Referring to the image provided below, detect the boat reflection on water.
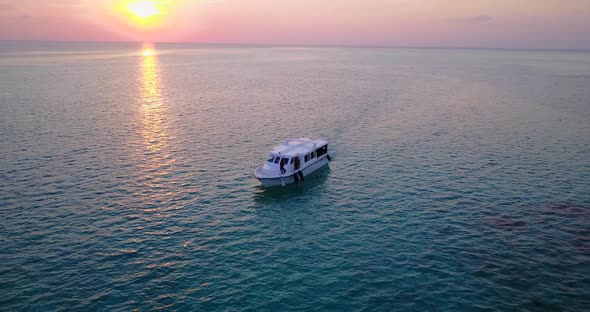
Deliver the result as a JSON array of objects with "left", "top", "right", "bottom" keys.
[{"left": 253, "top": 166, "right": 331, "bottom": 204}]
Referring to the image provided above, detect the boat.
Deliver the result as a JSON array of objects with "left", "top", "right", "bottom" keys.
[{"left": 254, "top": 138, "right": 332, "bottom": 187}]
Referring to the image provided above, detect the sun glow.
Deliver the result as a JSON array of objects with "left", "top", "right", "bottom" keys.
[
  {"left": 114, "top": 0, "right": 170, "bottom": 29},
  {"left": 127, "top": 1, "right": 160, "bottom": 18}
]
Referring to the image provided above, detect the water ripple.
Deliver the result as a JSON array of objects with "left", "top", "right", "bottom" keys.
[{"left": 1, "top": 44, "right": 590, "bottom": 311}]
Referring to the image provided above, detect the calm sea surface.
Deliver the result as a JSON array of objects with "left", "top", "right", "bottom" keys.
[{"left": 1, "top": 42, "right": 589, "bottom": 311}]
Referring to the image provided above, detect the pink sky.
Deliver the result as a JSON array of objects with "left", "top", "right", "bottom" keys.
[{"left": 0, "top": 0, "right": 589, "bottom": 49}]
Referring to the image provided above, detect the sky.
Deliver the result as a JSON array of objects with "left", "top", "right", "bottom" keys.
[{"left": 0, "top": 0, "right": 589, "bottom": 50}]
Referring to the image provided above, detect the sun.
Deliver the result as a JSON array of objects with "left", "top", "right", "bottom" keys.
[
  {"left": 127, "top": 1, "right": 161, "bottom": 19},
  {"left": 111, "top": 0, "right": 172, "bottom": 32}
]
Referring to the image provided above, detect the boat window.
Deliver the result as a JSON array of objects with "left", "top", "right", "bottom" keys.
[
  {"left": 304, "top": 154, "right": 310, "bottom": 162},
  {"left": 289, "top": 158, "right": 294, "bottom": 164},
  {"left": 274, "top": 157, "right": 281, "bottom": 164},
  {"left": 267, "top": 156, "right": 275, "bottom": 162},
  {"left": 311, "top": 152, "right": 316, "bottom": 159},
  {"left": 316, "top": 145, "right": 328, "bottom": 157}
]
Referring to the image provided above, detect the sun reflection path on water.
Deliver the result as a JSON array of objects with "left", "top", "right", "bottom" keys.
[
  {"left": 136, "top": 44, "right": 179, "bottom": 209},
  {"left": 142, "top": 48, "right": 155, "bottom": 57}
]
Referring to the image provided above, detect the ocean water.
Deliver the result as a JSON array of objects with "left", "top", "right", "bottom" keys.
[{"left": 1, "top": 41, "right": 589, "bottom": 311}]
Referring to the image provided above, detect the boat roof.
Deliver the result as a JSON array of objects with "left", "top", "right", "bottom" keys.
[{"left": 269, "top": 138, "right": 328, "bottom": 157}]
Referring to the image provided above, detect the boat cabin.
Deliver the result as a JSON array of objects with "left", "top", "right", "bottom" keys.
[
  {"left": 263, "top": 138, "right": 328, "bottom": 174},
  {"left": 254, "top": 137, "right": 332, "bottom": 187}
]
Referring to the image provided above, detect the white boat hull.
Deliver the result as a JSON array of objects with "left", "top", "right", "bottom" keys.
[{"left": 256, "top": 154, "right": 331, "bottom": 187}]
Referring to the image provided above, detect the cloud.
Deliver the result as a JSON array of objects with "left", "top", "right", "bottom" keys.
[
  {"left": 451, "top": 14, "right": 493, "bottom": 23},
  {"left": 0, "top": 3, "right": 15, "bottom": 11},
  {"left": 17, "top": 15, "right": 53, "bottom": 24}
]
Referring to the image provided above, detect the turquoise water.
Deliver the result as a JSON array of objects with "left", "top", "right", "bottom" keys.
[{"left": 1, "top": 42, "right": 589, "bottom": 311}]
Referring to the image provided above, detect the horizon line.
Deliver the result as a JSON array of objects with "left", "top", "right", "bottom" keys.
[{"left": 1, "top": 39, "right": 589, "bottom": 53}]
